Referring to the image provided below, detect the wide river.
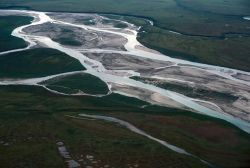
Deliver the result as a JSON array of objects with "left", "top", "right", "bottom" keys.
[{"left": 0, "top": 9, "right": 250, "bottom": 135}]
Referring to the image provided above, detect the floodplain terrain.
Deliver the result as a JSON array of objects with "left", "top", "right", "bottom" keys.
[
  {"left": 0, "top": 1, "right": 250, "bottom": 168},
  {"left": 0, "top": 86, "right": 250, "bottom": 168},
  {"left": 1, "top": 0, "right": 250, "bottom": 70},
  {"left": 0, "top": 16, "right": 32, "bottom": 52}
]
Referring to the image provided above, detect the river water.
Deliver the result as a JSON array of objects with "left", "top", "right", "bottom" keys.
[{"left": 0, "top": 10, "right": 249, "bottom": 135}]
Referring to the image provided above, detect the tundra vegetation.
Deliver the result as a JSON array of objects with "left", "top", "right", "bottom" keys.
[{"left": 0, "top": 1, "right": 250, "bottom": 168}]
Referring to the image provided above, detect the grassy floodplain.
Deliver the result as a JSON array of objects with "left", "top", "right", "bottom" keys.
[
  {"left": 0, "top": 16, "right": 32, "bottom": 52},
  {"left": 176, "top": 0, "right": 250, "bottom": 15},
  {"left": 0, "top": 48, "right": 85, "bottom": 78},
  {"left": 1, "top": 0, "right": 249, "bottom": 36},
  {"left": 138, "top": 25, "right": 250, "bottom": 71},
  {"left": 40, "top": 73, "right": 109, "bottom": 95},
  {"left": 0, "top": 85, "right": 250, "bottom": 168}
]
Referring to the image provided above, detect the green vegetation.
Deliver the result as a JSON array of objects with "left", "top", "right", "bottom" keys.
[
  {"left": 1, "top": 0, "right": 249, "bottom": 36},
  {"left": 106, "top": 112, "right": 250, "bottom": 168},
  {"left": 0, "top": 86, "right": 206, "bottom": 168},
  {"left": 40, "top": 73, "right": 109, "bottom": 95},
  {"left": 0, "top": 48, "right": 85, "bottom": 78},
  {"left": 177, "top": 0, "right": 250, "bottom": 15},
  {"left": 138, "top": 26, "right": 250, "bottom": 71},
  {"left": 0, "top": 85, "right": 249, "bottom": 167},
  {"left": 0, "top": 16, "right": 32, "bottom": 52}
]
